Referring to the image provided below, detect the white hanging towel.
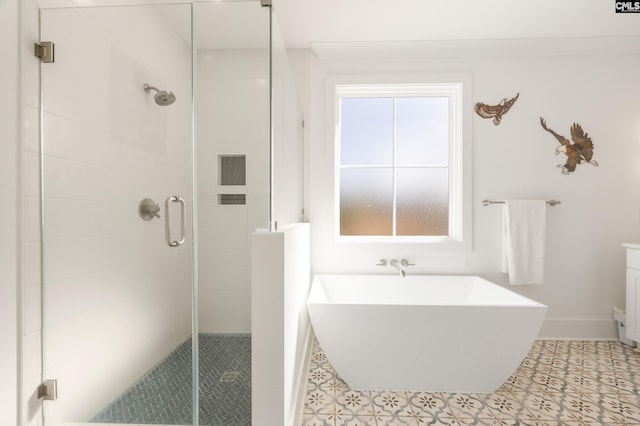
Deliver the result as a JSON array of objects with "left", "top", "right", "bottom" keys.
[{"left": 501, "top": 200, "right": 546, "bottom": 285}]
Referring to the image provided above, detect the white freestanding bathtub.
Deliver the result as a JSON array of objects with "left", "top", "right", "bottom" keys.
[{"left": 307, "top": 274, "right": 547, "bottom": 393}]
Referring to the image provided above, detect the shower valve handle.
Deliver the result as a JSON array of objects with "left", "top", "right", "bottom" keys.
[{"left": 139, "top": 198, "right": 161, "bottom": 221}]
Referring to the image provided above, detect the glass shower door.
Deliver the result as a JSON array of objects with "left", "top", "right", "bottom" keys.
[{"left": 40, "top": 4, "right": 196, "bottom": 424}]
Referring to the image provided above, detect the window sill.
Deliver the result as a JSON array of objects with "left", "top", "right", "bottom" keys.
[{"left": 335, "top": 235, "right": 471, "bottom": 252}]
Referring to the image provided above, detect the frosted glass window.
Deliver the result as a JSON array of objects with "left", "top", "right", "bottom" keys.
[
  {"left": 340, "top": 168, "right": 393, "bottom": 236},
  {"left": 340, "top": 98, "right": 393, "bottom": 165},
  {"left": 337, "top": 87, "right": 459, "bottom": 238},
  {"left": 396, "top": 97, "right": 449, "bottom": 165},
  {"left": 396, "top": 168, "right": 449, "bottom": 236}
]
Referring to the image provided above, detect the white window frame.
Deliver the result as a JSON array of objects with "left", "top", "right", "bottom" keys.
[{"left": 330, "top": 75, "right": 472, "bottom": 251}]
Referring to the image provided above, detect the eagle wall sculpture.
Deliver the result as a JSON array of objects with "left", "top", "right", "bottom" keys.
[
  {"left": 474, "top": 93, "right": 519, "bottom": 125},
  {"left": 540, "top": 117, "right": 599, "bottom": 174}
]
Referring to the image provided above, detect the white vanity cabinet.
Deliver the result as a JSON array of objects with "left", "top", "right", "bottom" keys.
[{"left": 624, "top": 243, "right": 640, "bottom": 342}]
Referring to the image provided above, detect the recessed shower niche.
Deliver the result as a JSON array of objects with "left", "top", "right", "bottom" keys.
[
  {"left": 220, "top": 155, "right": 246, "bottom": 186},
  {"left": 218, "top": 154, "right": 247, "bottom": 205}
]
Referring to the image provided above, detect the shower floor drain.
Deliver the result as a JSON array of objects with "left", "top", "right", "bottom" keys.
[{"left": 220, "top": 371, "right": 239, "bottom": 383}]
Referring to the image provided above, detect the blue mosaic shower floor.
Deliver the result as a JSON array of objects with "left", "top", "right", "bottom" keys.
[{"left": 91, "top": 333, "right": 251, "bottom": 425}]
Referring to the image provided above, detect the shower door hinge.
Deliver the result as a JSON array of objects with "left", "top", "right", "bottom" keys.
[
  {"left": 37, "top": 379, "right": 58, "bottom": 401},
  {"left": 260, "top": 0, "right": 271, "bottom": 7},
  {"left": 34, "top": 41, "right": 55, "bottom": 63}
]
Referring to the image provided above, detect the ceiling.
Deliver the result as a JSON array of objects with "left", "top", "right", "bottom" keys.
[
  {"left": 271, "top": 0, "right": 640, "bottom": 48},
  {"left": 35, "top": 0, "right": 640, "bottom": 51}
]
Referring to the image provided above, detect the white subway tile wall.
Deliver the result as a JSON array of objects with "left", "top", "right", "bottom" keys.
[{"left": 196, "top": 48, "right": 269, "bottom": 334}]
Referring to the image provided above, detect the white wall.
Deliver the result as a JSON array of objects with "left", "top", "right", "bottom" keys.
[
  {"left": 299, "top": 39, "right": 640, "bottom": 339},
  {"left": 0, "top": 1, "right": 19, "bottom": 425},
  {"left": 22, "top": 4, "right": 194, "bottom": 423},
  {"left": 196, "top": 48, "right": 270, "bottom": 333}
]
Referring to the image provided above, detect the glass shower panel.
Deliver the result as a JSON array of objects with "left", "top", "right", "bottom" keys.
[
  {"left": 40, "top": 4, "right": 195, "bottom": 425},
  {"left": 271, "top": 9, "right": 305, "bottom": 226},
  {"left": 193, "top": 2, "right": 268, "bottom": 425},
  {"left": 193, "top": 1, "right": 268, "bottom": 328}
]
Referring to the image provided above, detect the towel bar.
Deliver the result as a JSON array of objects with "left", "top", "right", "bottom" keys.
[{"left": 482, "top": 199, "right": 561, "bottom": 206}]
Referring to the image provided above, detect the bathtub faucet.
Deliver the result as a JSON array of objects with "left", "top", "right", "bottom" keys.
[
  {"left": 390, "top": 259, "right": 405, "bottom": 277},
  {"left": 389, "top": 259, "right": 414, "bottom": 277}
]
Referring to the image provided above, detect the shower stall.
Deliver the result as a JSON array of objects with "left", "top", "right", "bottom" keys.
[{"left": 36, "top": 1, "right": 302, "bottom": 425}]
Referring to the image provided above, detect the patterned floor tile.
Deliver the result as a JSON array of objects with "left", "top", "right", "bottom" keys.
[
  {"left": 521, "top": 391, "right": 563, "bottom": 420},
  {"left": 375, "top": 415, "right": 418, "bottom": 425},
  {"left": 309, "top": 366, "right": 337, "bottom": 387},
  {"left": 601, "top": 393, "right": 640, "bottom": 423},
  {"left": 601, "top": 373, "right": 639, "bottom": 394},
  {"left": 407, "top": 392, "right": 448, "bottom": 415},
  {"left": 301, "top": 338, "right": 640, "bottom": 426},
  {"left": 336, "top": 390, "right": 375, "bottom": 416},
  {"left": 567, "top": 356, "right": 600, "bottom": 371},
  {"left": 302, "top": 413, "right": 335, "bottom": 426},
  {"left": 536, "top": 354, "right": 569, "bottom": 370},
  {"left": 433, "top": 406, "right": 475, "bottom": 425},
  {"left": 482, "top": 392, "right": 525, "bottom": 417},
  {"left": 445, "top": 393, "right": 487, "bottom": 418},
  {"left": 563, "top": 369, "right": 601, "bottom": 394},
  {"left": 371, "top": 391, "right": 414, "bottom": 417},
  {"left": 305, "top": 382, "right": 336, "bottom": 415},
  {"left": 335, "top": 374, "right": 351, "bottom": 392},
  {"left": 519, "top": 356, "right": 543, "bottom": 370},
  {"left": 560, "top": 392, "right": 602, "bottom": 423},
  {"left": 529, "top": 370, "right": 566, "bottom": 393},
  {"left": 476, "top": 415, "right": 519, "bottom": 425},
  {"left": 497, "top": 369, "right": 534, "bottom": 393},
  {"left": 334, "top": 414, "right": 377, "bottom": 426}
]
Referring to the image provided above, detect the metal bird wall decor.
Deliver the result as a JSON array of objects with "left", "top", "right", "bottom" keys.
[
  {"left": 540, "top": 117, "right": 599, "bottom": 175},
  {"left": 474, "top": 93, "right": 519, "bottom": 125}
]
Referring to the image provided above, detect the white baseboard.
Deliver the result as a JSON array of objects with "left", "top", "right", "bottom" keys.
[{"left": 538, "top": 318, "right": 618, "bottom": 340}]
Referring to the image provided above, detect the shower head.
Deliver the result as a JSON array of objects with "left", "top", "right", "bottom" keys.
[{"left": 143, "top": 83, "right": 176, "bottom": 106}]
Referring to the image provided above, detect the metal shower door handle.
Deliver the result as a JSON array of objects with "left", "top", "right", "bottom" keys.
[{"left": 164, "top": 196, "right": 186, "bottom": 247}]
